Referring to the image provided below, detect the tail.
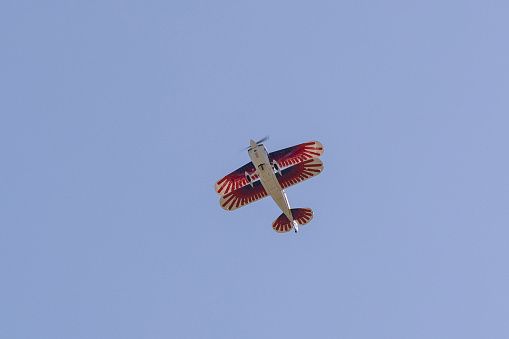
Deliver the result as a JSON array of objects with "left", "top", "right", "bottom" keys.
[{"left": 272, "top": 208, "right": 314, "bottom": 233}]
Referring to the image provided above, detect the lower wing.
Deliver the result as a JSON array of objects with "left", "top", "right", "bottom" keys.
[
  {"left": 278, "top": 158, "right": 324, "bottom": 189},
  {"left": 215, "top": 161, "right": 258, "bottom": 196},
  {"left": 219, "top": 180, "right": 268, "bottom": 211}
]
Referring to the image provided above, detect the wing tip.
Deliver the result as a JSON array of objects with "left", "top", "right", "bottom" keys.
[{"left": 309, "top": 140, "right": 324, "bottom": 156}]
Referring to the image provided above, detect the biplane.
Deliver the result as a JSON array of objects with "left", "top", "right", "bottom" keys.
[{"left": 214, "top": 138, "right": 324, "bottom": 233}]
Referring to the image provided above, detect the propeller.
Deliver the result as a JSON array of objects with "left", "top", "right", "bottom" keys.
[
  {"left": 243, "top": 136, "right": 269, "bottom": 151},
  {"left": 255, "top": 136, "right": 269, "bottom": 144}
]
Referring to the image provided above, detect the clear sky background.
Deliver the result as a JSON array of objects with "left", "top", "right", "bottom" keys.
[{"left": 2, "top": 1, "right": 508, "bottom": 338}]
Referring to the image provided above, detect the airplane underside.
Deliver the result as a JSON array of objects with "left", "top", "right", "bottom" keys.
[{"left": 215, "top": 139, "right": 324, "bottom": 233}]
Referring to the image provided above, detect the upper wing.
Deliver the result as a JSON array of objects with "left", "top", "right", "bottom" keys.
[
  {"left": 219, "top": 180, "right": 268, "bottom": 211},
  {"left": 269, "top": 141, "right": 324, "bottom": 169},
  {"left": 215, "top": 140, "right": 323, "bottom": 195},
  {"left": 278, "top": 158, "right": 324, "bottom": 189},
  {"left": 215, "top": 162, "right": 259, "bottom": 196}
]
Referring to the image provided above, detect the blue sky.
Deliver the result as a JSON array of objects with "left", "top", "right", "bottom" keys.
[{"left": 2, "top": 1, "right": 509, "bottom": 338}]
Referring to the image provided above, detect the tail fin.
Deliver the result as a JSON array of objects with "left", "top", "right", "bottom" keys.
[{"left": 272, "top": 208, "right": 314, "bottom": 233}]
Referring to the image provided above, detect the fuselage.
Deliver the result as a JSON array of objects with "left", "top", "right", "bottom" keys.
[{"left": 248, "top": 141, "right": 293, "bottom": 221}]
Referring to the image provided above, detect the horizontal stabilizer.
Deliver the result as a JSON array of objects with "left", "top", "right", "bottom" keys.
[{"left": 272, "top": 208, "right": 314, "bottom": 233}]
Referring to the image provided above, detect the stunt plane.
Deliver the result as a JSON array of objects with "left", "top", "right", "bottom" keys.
[{"left": 215, "top": 138, "right": 324, "bottom": 233}]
